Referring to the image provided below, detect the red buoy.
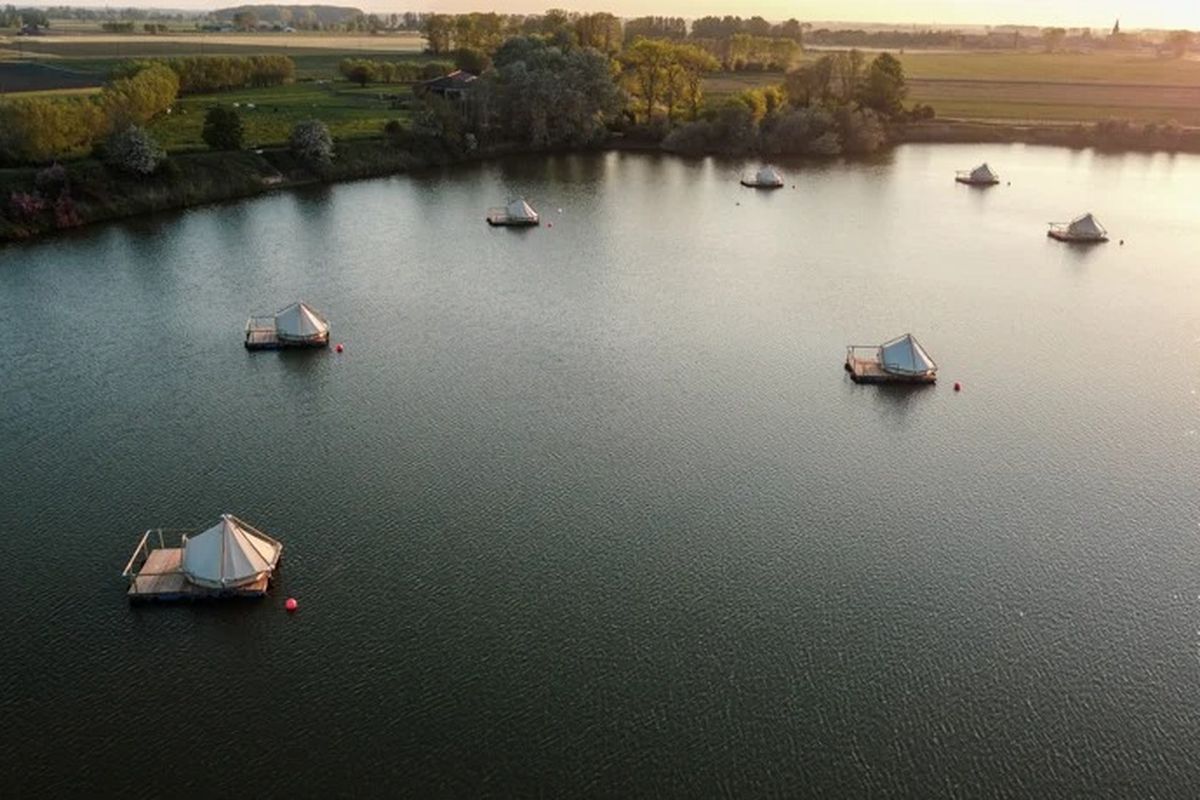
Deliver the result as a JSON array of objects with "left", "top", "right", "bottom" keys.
[
  {"left": 334, "top": 343, "right": 344, "bottom": 353},
  {"left": 954, "top": 382, "right": 962, "bottom": 392},
  {"left": 285, "top": 597, "right": 298, "bottom": 612}
]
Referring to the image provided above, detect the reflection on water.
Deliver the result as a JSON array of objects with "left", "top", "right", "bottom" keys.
[{"left": 3, "top": 144, "right": 1200, "bottom": 797}]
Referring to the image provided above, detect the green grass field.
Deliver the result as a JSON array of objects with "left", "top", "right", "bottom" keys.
[{"left": 148, "top": 82, "right": 413, "bottom": 151}]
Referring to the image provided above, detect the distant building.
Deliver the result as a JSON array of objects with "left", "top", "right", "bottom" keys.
[{"left": 418, "top": 70, "right": 478, "bottom": 101}]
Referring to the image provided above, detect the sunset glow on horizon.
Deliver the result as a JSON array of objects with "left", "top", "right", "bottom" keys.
[{"left": 69, "top": 0, "right": 1200, "bottom": 30}]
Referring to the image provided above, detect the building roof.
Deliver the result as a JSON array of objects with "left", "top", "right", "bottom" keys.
[
  {"left": 275, "top": 301, "right": 329, "bottom": 341},
  {"left": 181, "top": 514, "right": 282, "bottom": 589},
  {"left": 421, "top": 70, "right": 478, "bottom": 92},
  {"left": 880, "top": 334, "right": 937, "bottom": 376}
]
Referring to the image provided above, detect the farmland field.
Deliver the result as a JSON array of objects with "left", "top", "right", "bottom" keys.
[
  {"left": 705, "top": 51, "right": 1200, "bottom": 125},
  {"left": 0, "top": 31, "right": 429, "bottom": 82},
  {"left": 0, "top": 60, "right": 102, "bottom": 92},
  {"left": 0, "top": 32, "right": 424, "bottom": 57}
]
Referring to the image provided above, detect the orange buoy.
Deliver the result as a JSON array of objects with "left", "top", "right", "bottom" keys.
[
  {"left": 954, "top": 382, "right": 962, "bottom": 392},
  {"left": 285, "top": 597, "right": 298, "bottom": 612},
  {"left": 334, "top": 343, "right": 344, "bottom": 353}
]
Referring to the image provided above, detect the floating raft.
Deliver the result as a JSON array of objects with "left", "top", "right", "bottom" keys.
[
  {"left": 487, "top": 198, "right": 540, "bottom": 227},
  {"left": 122, "top": 518, "right": 282, "bottom": 602},
  {"left": 956, "top": 163, "right": 1000, "bottom": 186},
  {"left": 1048, "top": 213, "right": 1108, "bottom": 243},
  {"left": 245, "top": 302, "right": 331, "bottom": 350},
  {"left": 845, "top": 334, "right": 938, "bottom": 385},
  {"left": 741, "top": 165, "right": 785, "bottom": 188}
]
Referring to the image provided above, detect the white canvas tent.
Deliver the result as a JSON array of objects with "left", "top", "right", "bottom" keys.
[
  {"left": 1067, "top": 213, "right": 1106, "bottom": 238},
  {"left": 274, "top": 302, "right": 330, "bottom": 344},
  {"left": 879, "top": 334, "right": 937, "bottom": 377},
  {"left": 506, "top": 197, "right": 538, "bottom": 222},
  {"left": 757, "top": 166, "right": 783, "bottom": 185},
  {"left": 970, "top": 163, "right": 999, "bottom": 182},
  {"left": 181, "top": 514, "right": 283, "bottom": 589}
]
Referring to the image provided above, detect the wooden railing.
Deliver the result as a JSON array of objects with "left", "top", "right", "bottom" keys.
[{"left": 121, "top": 529, "right": 183, "bottom": 581}]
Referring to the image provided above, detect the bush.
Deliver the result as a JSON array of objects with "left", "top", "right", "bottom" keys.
[
  {"left": 202, "top": 107, "right": 245, "bottom": 151},
  {"left": 835, "top": 107, "right": 886, "bottom": 155},
  {"left": 419, "top": 61, "right": 455, "bottom": 80},
  {"left": 34, "top": 163, "right": 68, "bottom": 196},
  {"left": 339, "top": 58, "right": 378, "bottom": 87},
  {"left": 289, "top": 119, "right": 334, "bottom": 163},
  {"left": 105, "top": 125, "right": 165, "bottom": 175},
  {"left": 907, "top": 103, "right": 936, "bottom": 122},
  {"left": 8, "top": 191, "right": 47, "bottom": 221},
  {"left": 661, "top": 120, "right": 720, "bottom": 154},
  {"left": 761, "top": 107, "right": 841, "bottom": 156},
  {"left": 453, "top": 48, "right": 491, "bottom": 74}
]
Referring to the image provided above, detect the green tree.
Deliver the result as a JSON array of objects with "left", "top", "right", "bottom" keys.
[
  {"left": 102, "top": 63, "right": 179, "bottom": 128},
  {"left": 339, "top": 58, "right": 377, "bottom": 87},
  {"left": 202, "top": 106, "right": 244, "bottom": 150},
  {"left": 1042, "top": 27, "right": 1067, "bottom": 52},
  {"left": 486, "top": 36, "right": 624, "bottom": 148},
  {"left": 454, "top": 47, "right": 491, "bottom": 74},
  {"left": 858, "top": 52, "right": 908, "bottom": 118},
  {"left": 673, "top": 44, "right": 719, "bottom": 121},
  {"left": 423, "top": 14, "right": 453, "bottom": 54},
  {"left": 232, "top": 11, "right": 257, "bottom": 31},
  {"left": 621, "top": 38, "right": 673, "bottom": 123},
  {"left": 575, "top": 12, "right": 623, "bottom": 54}
]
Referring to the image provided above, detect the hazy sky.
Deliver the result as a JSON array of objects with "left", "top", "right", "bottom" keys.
[{"left": 60, "top": 1, "right": 1200, "bottom": 29}]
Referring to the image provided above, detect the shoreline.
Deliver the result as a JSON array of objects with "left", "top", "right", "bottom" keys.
[{"left": 4, "top": 120, "right": 1199, "bottom": 245}]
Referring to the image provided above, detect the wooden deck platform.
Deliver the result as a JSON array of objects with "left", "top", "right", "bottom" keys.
[
  {"left": 845, "top": 353, "right": 937, "bottom": 385},
  {"left": 486, "top": 213, "right": 539, "bottom": 227},
  {"left": 1047, "top": 231, "right": 1108, "bottom": 243},
  {"left": 123, "top": 531, "right": 271, "bottom": 602},
  {"left": 244, "top": 316, "right": 329, "bottom": 350},
  {"left": 245, "top": 327, "right": 283, "bottom": 350}
]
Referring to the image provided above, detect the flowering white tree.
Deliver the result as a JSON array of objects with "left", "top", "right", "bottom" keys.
[
  {"left": 105, "top": 125, "right": 165, "bottom": 175},
  {"left": 289, "top": 119, "right": 334, "bottom": 163}
]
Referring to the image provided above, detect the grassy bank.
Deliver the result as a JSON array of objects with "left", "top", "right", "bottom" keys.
[
  {"left": 894, "top": 118, "right": 1200, "bottom": 150},
  {"left": 0, "top": 137, "right": 435, "bottom": 242},
  {"left": 7, "top": 115, "right": 1200, "bottom": 245}
]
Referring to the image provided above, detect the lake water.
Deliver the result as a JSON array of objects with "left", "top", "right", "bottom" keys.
[{"left": 3, "top": 145, "right": 1200, "bottom": 797}]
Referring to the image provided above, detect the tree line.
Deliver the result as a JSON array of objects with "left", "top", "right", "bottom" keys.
[
  {"left": 337, "top": 59, "right": 454, "bottom": 87},
  {"left": 420, "top": 11, "right": 808, "bottom": 71},
  {"left": 663, "top": 51, "right": 921, "bottom": 158},
  {"left": 0, "top": 64, "right": 178, "bottom": 161},
  {"left": 0, "top": 5, "right": 49, "bottom": 26},
  {"left": 114, "top": 55, "right": 294, "bottom": 94}
]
